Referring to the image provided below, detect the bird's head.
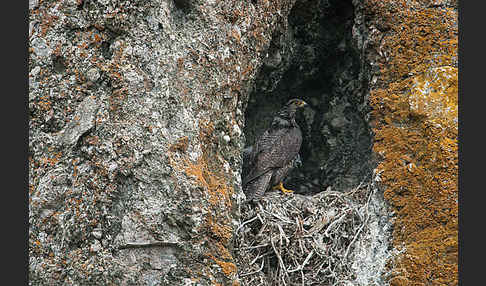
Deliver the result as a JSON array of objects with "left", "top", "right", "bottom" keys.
[
  {"left": 286, "top": 98, "right": 308, "bottom": 111},
  {"left": 275, "top": 98, "right": 308, "bottom": 124}
]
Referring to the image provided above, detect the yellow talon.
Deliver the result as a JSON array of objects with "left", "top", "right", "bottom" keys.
[{"left": 273, "top": 182, "right": 294, "bottom": 194}]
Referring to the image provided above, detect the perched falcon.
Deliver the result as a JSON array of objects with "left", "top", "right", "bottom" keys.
[{"left": 243, "top": 98, "right": 307, "bottom": 200}]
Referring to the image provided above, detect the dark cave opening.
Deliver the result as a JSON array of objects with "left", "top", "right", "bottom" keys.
[{"left": 243, "top": 0, "right": 374, "bottom": 195}]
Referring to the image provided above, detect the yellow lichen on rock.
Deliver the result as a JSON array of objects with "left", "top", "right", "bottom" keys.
[
  {"left": 168, "top": 125, "right": 237, "bottom": 283},
  {"left": 408, "top": 66, "right": 458, "bottom": 129},
  {"left": 364, "top": 0, "right": 458, "bottom": 285}
]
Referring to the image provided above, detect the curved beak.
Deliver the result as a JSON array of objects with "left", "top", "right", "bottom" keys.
[{"left": 299, "top": 100, "right": 308, "bottom": 107}]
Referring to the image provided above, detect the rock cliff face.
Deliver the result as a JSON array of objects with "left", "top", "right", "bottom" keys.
[
  {"left": 29, "top": 0, "right": 296, "bottom": 284},
  {"left": 361, "top": 1, "right": 458, "bottom": 285},
  {"left": 29, "top": 0, "right": 457, "bottom": 285}
]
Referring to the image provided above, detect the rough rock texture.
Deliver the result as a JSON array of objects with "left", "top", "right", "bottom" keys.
[
  {"left": 29, "top": 0, "right": 297, "bottom": 285},
  {"left": 29, "top": 0, "right": 457, "bottom": 285},
  {"left": 358, "top": 0, "right": 458, "bottom": 285}
]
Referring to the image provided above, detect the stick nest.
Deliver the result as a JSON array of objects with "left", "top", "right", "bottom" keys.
[{"left": 235, "top": 183, "right": 376, "bottom": 286}]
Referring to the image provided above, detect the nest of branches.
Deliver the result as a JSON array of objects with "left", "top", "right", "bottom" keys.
[{"left": 234, "top": 182, "right": 376, "bottom": 286}]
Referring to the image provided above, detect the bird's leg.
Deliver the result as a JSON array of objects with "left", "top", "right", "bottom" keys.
[{"left": 272, "top": 181, "right": 294, "bottom": 194}]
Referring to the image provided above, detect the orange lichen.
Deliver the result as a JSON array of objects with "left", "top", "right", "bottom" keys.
[
  {"left": 364, "top": 1, "right": 457, "bottom": 285},
  {"left": 168, "top": 120, "right": 236, "bottom": 282},
  {"left": 84, "top": 135, "right": 100, "bottom": 146},
  {"left": 177, "top": 57, "right": 184, "bottom": 71},
  {"left": 168, "top": 136, "right": 189, "bottom": 153},
  {"left": 39, "top": 151, "right": 62, "bottom": 168},
  {"left": 40, "top": 12, "right": 58, "bottom": 37},
  {"left": 37, "top": 95, "right": 52, "bottom": 111},
  {"left": 207, "top": 254, "right": 237, "bottom": 277},
  {"left": 206, "top": 214, "right": 233, "bottom": 245},
  {"left": 215, "top": 241, "right": 233, "bottom": 260},
  {"left": 408, "top": 66, "right": 458, "bottom": 129},
  {"left": 178, "top": 155, "right": 234, "bottom": 210}
]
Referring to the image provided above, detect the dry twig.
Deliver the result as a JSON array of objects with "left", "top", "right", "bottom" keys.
[{"left": 235, "top": 181, "right": 376, "bottom": 285}]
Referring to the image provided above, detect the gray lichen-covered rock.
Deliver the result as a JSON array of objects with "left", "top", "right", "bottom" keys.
[
  {"left": 29, "top": 0, "right": 403, "bottom": 285},
  {"left": 29, "top": 0, "right": 297, "bottom": 285},
  {"left": 59, "top": 96, "right": 98, "bottom": 146}
]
